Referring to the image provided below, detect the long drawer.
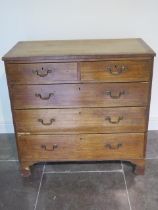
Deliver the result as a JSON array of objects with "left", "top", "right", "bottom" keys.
[
  {"left": 17, "top": 133, "right": 145, "bottom": 161},
  {"left": 80, "top": 60, "right": 152, "bottom": 82},
  {"left": 11, "top": 82, "right": 149, "bottom": 109},
  {"left": 6, "top": 62, "right": 78, "bottom": 84},
  {"left": 15, "top": 107, "right": 147, "bottom": 134}
]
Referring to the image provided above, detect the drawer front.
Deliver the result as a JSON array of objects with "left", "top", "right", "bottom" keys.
[
  {"left": 11, "top": 82, "right": 149, "bottom": 109},
  {"left": 17, "top": 133, "right": 145, "bottom": 161},
  {"left": 15, "top": 107, "right": 147, "bottom": 134},
  {"left": 6, "top": 63, "right": 78, "bottom": 84},
  {"left": 80, "top": 60, "right": 152, "bottom": 82}
]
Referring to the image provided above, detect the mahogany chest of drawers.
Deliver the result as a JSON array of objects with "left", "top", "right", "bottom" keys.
[{"left": 2, "top": 38, "right": 155, "bottom": 176}]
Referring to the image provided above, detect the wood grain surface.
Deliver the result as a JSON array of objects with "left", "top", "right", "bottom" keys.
[
  {"left": 6, "top": 62, "right": 78, "bottom": 84},
  {"left": 17, "top": 133, "right": 145, "bottom": 161},
  {"left": 2, "top": 38, "right": 155, "bottom": 62},
  {"left": 11, "top": 82, "right": 149, "bottom": 108},
  {"left": 80, "top": 60, "right": 152, "bottom": 82},
  {"left": 15, "top": 107, "right": 147, "bottom": 134}
]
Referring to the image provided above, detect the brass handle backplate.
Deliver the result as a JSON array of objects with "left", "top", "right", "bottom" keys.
[
  {"left": 105, "top": 143, "right": 122, "bottom": 150},
  {"left": 105, "top": 90, "right": 125, "bottom": 99},
  {"left": 35, "top": 93, "right": 54, "bottom": 100},
  {"left": 41, "top": 144, "right": 58, "bottom": 151},
  {"left": 38, "top": 118, "right": 55, "bottom": 126},
  {"left": 105, "top": 65, "right": 128, "bottom": 75},
  {"left": 105, "top": 116, "right": 123, "bottom": 124},
  {"left": 33, "top": 67, "right": 52, "bottom": 77}
]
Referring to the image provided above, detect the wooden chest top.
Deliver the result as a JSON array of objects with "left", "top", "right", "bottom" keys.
[{"left": 2, "top": 38, "right": 155, "bottom": 62}]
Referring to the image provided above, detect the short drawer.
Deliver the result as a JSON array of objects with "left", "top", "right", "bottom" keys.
[
  {"left": 14, "top": 107, "right": 147, "bottom": 134},
  {"left": 17, "top": 133, "right": 145, "bottom": 161},
  {"left": 80, "top": 60, "right": 152, "bottom": 82},
  {"left": 6, "top": 62, "right": 78, "bottom": 84},
  {"left": 11, "top": 82, "right": 149, "bottom": 109}
]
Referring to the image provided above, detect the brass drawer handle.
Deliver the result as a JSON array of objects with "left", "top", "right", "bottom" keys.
[
  {"left": 105, "top": 116, "right": 123, "bottom": 124},
  {"left": 41, "top": 144, "right": 58, "bottom": 151},
  {"left": 105, "top": 90, "right": 125, "bottom": 99},
  {"left": 38, "top": 118, "right": 55, "bottom": 126},
  {"left": 105, "top": 143, "right": 122, "bottom": 150},
  {"left": 33, "top": 68, "right": 52, "bottom": 77},
  {"left": 105, "top": 65, "right": 128, "bottom": 75},
  {"left": 35, "top": 93, "right": 54, "bottom": 100}
]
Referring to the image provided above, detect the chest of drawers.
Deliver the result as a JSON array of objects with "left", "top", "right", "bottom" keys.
[{"left": 2, "top": 38, "right": 155, "bottom": 176}]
